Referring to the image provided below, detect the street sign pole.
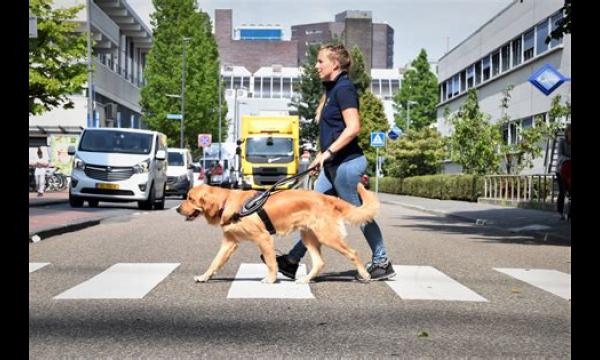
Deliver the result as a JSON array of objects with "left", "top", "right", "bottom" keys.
[{"left": 375, "top": 147, "right": 379, "bottom": 194}]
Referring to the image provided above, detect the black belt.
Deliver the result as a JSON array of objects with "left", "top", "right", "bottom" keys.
[{"left": 257, "top": 208, "right": 277, "bottom": 235}]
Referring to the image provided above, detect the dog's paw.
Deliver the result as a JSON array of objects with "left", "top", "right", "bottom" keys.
[
  {"left": 295, "top": 276, "right": 312, "bottom": 284},
  {"left": 261, "top": 276, "right": 277, "bottom": 284},
  {"left": 193, "top": 274, "right": 210, "bottom": 283}
]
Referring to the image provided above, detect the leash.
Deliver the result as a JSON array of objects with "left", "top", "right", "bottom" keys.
[{"left": 238, "top": 164, "right": 319, "bottom": 218}]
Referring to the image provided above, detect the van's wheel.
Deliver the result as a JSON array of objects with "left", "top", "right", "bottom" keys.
[
  {"left": 69, "top": 194, "right": 84, "bottom": 208},
  {"left": 154, "top": 184, "right": 166, "bottom": 210},
  {"left": 88, "top": 199, "right": 99, "bottom": 207},
  {"left": 138, "top": 184, "right": 155, "bottom": 210}
]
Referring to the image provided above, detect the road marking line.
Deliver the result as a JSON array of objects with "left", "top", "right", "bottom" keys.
[
  {"left": 54, "top": 263, "right": 180, "bottom": 299},
  {"left": 227, "top": 263, "right": 314, "bottom": 299},
  {"left": 386, "top": 265, "right": 488, "bottom": 302},
  {"left": 494, "top": 268, "right": 571, "bottom": 300},
  {"left": 29, "top": 263, "right": 50, "bottom": 273}
]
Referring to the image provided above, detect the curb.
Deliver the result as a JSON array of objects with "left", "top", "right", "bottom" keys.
[
  {"left": 385, "top": 200, "right": 570, "bottom": 244},
  {"left": 29, "top": 218, "right": 101, "bottom": 243},
  {"left": 29, "top": 199, "right": 69, "bottom": 207}
]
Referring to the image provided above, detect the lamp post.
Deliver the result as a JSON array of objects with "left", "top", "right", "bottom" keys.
[
  {"left": 218, "top": 66, "right": 222, "bottom": 162},
  {"left": 180, "top": 37, "right": 191, "bottom": 148},
  {"left": 86, "top": 0, "right": 94, "bottom": 127}
]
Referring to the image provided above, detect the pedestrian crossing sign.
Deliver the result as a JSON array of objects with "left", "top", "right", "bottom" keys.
[{"left": 370, "top": 131, "right": 386, "bottom": 147}]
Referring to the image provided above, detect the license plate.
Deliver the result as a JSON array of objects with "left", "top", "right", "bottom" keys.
[{"left": 96, "top": 183, "right": 120, "bottom": 190}]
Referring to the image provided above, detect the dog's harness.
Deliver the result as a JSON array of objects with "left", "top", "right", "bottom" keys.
[{"left": 236, "top": 165, "right": 318, "bottom": 235}]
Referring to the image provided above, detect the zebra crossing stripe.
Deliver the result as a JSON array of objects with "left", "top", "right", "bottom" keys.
[
  {"left": 29, "top": 263, "right": 50, "bottom": 273},
  {"left": 227, "top": 263, "right": 314, "bottom": 299},
  {"left": 385, "top": 265, "right": 488, "bottom": 302},
  {"left": 54, "top": 263, "right": 180, "bottom": 299},
  {"left": 494, "top": 268, "right": 571, "bottom": 300}
]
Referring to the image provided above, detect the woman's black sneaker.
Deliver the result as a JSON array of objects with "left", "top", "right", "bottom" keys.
[
  {"left": 368, "top": 261, "right": 396, "bottom": 281},
  {"left": 259, "top": 254, "right": 299, "bottom": 279}
]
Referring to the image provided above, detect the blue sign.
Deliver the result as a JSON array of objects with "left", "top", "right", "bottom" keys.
[
  {"left": 370, "top": 131, "right": 386, "bottom": 147},
  {"left": 388, "top": 125, "right": 402, "bottom": 140},
  {"left": 167, "top": 113, "right": 183, "bottom": 120},
  {"left": 528, "top": 64, "right": 570, "bottom": 96}
]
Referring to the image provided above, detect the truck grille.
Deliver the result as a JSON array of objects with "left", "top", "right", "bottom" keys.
[
  {"left": 252, "top": 167, "right": 289, "bottom": 185},
  {"left": 84, "top": 165, "right": 134, "bottom": 182}
]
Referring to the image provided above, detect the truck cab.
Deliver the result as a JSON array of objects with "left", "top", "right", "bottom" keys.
[{"left": 238, "top": 115, "right": 300, "bottom": 190}]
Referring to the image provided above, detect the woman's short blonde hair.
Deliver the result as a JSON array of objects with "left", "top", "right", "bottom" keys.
[{"left": 319, "top": 43, "right": 351, "bottom": 72}]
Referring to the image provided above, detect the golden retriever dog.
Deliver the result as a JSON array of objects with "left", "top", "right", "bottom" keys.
[{"left": 176, "top": 183, "right": 379, "bottom": 284}]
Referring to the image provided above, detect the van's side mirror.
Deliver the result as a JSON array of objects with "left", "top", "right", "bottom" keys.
[
  {"left": 67, "top": 146, "right": 76, "bottom": 156},
  {"left": 155, "top": 150, "right": 166, "bottom": 160}
]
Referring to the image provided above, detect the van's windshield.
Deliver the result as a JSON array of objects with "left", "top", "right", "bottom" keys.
[
  {"left": 79, "top": 130, "right": 153, "bottom": 155},
  {"left": 167, "top": 152, "right": 184, "bottom": 166}
]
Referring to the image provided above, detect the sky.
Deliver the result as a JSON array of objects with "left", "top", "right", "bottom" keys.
[{"left": 127, "top": 0, "right": 513, "bottom": 68}]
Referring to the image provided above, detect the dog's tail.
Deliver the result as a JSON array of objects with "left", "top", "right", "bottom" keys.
[{"left": 333, "top": 183, "right": 380, "bottom": 225}]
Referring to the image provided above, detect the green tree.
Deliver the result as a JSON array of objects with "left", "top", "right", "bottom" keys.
[
  {"left": 358, "top": 91, "right": 389, "bottom": 175},
  {"left": 447, "top": 89, "right": 501, "bottom": 175},
  {"left": 348, "top": 45, "right": 371, "bottom": 95},
  {"left": 392, "top": 49, "right": 439, "bottom": 132},
  {"left": 141, "top": 0, "right": 225, "bottom": 149},
  {"left": 386, "top": 127, "right": 446, "bottom": 178},
  {"left": 29, "top": 0, "right": 88, "bottom": 116},
  {"left": 290, "top": 43, "right": 322, "bottom": 145}
]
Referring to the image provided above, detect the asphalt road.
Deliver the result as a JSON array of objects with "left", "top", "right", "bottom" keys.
[{"left": 29, "top": 198, "right": 571, "bottom": 359}]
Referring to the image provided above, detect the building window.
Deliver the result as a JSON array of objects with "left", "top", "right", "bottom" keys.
[
  {"left": 512, "top": 37, "right": 522, "bottom": 67},
  {"left": 263, "top": 77, "right": 271, "bottom": 98},
  {"left": 381, "top": 79, "right": 391, "bottom": 99},
  {"left": 475, "top": 61, "right": 482, "bottom": 85},
  {"left": 446, "top": 80, "right": 452, "bottom": 99},
  {"left": 371, "top": 79, "right": 380, "bottom": 95},
  {"left": 482, "top": 56, "right": 491, "bottom": 81},
  {"left": 550, "top": 11, "right": 564, "bottom": 48},
  {"left": 521, "top": 116, "right": 534, "bottom": 129},
  {"left": 466, "top": 65, "right": 475, "bottom": 89},
  {"left": 254, "top": 78, "right": 261, "bottom": 98},
  {"left": 233, "top": 76, "right": 242, "bottom": 89},
  {"left": 460, "top": 70, "right": 466, "bottom": 92},
  {"left": 523, "top": 29, "right": 534, "bottom": 61},
  {"left": 501, "top": 44, "right": 510, "bottom": 72},
  {"left": 452, "top": 74, "right": 459, "bottom": 97},
  {"left": 536, "top": 19, "right": 549, "bottom": 55},
  {"left": 243, "top": 77, "right": 250, "bottom": 90},
  {"left": 391, "top": 79, "right": 400, "bottom": 95},
  {"left": 282, "top": 78, "right": 291, "bottom": 98},
  {"left": 492, "top": 50, "right": 500, "bottom": 77},
  {"left": 271, "top": 77, "right": 280, "bottom": 98},
  {"left": 442, "top": 82, "right": 447, "bottom": 101}
]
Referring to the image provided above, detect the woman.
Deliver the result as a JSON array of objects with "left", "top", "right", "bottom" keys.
[{"left": 266, "top": 43, "right": 396, "bottom": 281}]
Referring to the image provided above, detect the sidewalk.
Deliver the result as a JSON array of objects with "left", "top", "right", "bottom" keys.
[
  {"left": 377, "top": 192, "right": 570, "bottom": 243},
  {"left": 29, "top": 191, "right": 101, "bottom": 242}
]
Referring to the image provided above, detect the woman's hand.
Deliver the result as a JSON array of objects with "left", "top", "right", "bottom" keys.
[{"left": 309, "top": 151, "right": 332, "bottom": 176}]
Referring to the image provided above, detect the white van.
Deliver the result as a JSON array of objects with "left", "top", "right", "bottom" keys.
[
  {"left": 165, "top": 148, "right": 194, "bottom": 198},
  {"left": 67, "top": 128, "right": 168, "bottom": 210}
]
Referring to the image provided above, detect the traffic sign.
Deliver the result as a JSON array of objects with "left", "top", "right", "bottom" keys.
[
  {"left": 388, "top": 125, "right": 402, "bottom": 140},
  {"left": 198, "top": 134, "right": 212, "bottom": 148},
  {"left": 167, "top": 113, "right": 183, "bottom": 120},
  {"left": 370, "top": 131, "right": 386, "bottom": 147}
]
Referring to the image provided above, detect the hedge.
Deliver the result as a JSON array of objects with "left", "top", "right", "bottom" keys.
[{"left": 378, "top": 174, "right": 484, "bottom": 202}]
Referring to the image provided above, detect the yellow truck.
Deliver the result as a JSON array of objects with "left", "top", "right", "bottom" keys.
[{"left": 238, "top": 115, "right": 300, "bottom": 190}]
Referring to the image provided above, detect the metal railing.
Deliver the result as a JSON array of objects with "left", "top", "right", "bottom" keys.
[{"left": 482, "top": 174, "right": 557, "bottom": 204}]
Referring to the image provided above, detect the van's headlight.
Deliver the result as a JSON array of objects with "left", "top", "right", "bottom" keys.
[
  {"left": 133, "top": 159, "right": 151, "bottom": 174},
  {"left": 73, "top": 156, "right": 86, "bottom": 170}
]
